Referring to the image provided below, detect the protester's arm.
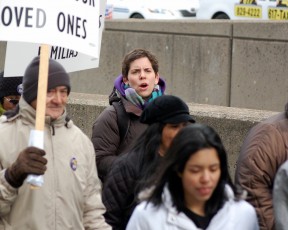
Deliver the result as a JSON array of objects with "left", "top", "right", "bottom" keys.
[
  {"left": 102, "top": 154, "right": 137, "bottom": 229},
  {"left": 235, "top": 124, "right": 285, "bottom": 230},
  {"left": 273, "top": 161, "right": 288, "bottom": 230},
  {"left": 91, "top": 106, "right": 120, "bottom": 182},
  {"left": 83, "top": 140, "right": 111, "bottom": 230},
  {"left": 0, "top": 147, "right": 47, "bottom": 216}
]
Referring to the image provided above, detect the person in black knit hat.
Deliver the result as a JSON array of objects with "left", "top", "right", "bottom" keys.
[
  {"left": 140, "top": 94, "right": 195, "bottom": 125},
  {"left": 102, "top": 95, "right": 196, "bottom": 230},
  {"left": 0, "top": 56, "right": 111, "bottom": 230},
  {"left": 0, "top": 71, "right": 22, "bottom": 116},
  {"left": 22, "top": 56, "right": 71, "bottom": 105}
]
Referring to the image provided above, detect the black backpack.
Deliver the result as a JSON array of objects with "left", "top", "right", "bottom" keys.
[{"left": 108, "top": 87, "right": 130, "bottom": 144}]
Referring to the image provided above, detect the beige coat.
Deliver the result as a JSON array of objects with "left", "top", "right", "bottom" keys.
[{"left": 0, "top": 98, "right": 111, "bottom": 230}]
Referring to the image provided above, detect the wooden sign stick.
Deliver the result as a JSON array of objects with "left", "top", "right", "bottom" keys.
[
  {"left": 27, "top": 44, "right": 50, "bottom": 189},
  {"left": 35, "top": 44, "right": 50, "bottom": 131}
]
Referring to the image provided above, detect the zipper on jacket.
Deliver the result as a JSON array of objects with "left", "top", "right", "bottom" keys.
[{"left": 51, "top": 123, "right": 55, "bottom": 136}]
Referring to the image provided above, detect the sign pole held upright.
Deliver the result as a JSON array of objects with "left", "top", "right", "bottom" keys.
[
  {"left": 27, "top": 44, "right": 50, "bottom": 189},
  {"left": 35, "top": 44, "right": 50, "bottom": 131}
]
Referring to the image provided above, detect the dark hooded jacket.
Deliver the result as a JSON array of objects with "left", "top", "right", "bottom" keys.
[{"left": 91, "top": 75, "right": 166, "bottom": 183}]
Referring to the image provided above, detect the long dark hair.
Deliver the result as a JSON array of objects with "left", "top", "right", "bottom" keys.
[
  {"left": 146, "top": 123, "right": 235, "bottom": 217},
  {"left": 129, "top": 122, "right": 165, "bottom": 195}
]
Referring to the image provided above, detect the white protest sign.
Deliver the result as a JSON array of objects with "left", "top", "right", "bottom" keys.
[
  {"left": 0, "top": 0, "right": 99, "bottom": 58},
  {"left": 4, "top": 43, "right": 97, "bottom": 77},
  {"left": 3, "top": 0, "right": 107, "bottom": 77}
]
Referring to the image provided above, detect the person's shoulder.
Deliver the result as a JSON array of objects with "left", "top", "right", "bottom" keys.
[
  {"left": 131, "top": 201, "right": 165, "bottom": 225},
  {"left": 244, "top": 111, "right": 288, "bottom": 143},
  {"left": 68, "top": 121, "right": 91, "bottom": 141},
  {"left": 265, "top": 111, "right": 287, "bottom": 123},
  {"left": 223, "top": 186, "right": 255, "bottom": 214},
  {"left": 104, "top": 104, "right": 117, "bottom": 114},
  {"left": 110, "top": 149, "right": 139, "bottom": 172},
  {"left": 279, "top": 160, "right": 288, "bottom": 171},
  {"left": 94, "top": 105, "right": 117, "bottom": 123},
  {"left": 91, "top": 105, "right": 118, "bottom": 134},
  {"left": 127, "top": 201, "right": 159, "bottom": 230},
  {"left": 217, "top": 198, "right": 257, "bottom": 221},
  {"left": 0, "top": 115, "right": 8, "bottom": 124},
  {"left": 0, "top": 117, "right": 20, "bottom": 149},
  {"left": 255, "top": 112, "right": 287, "bottom": 130},
  {"left": 133, "top": 201, "right": 159, "bottom": 215},
  {"left": 275, "top": 160, "right": 288, "bottom": 181},
  {"left": 215, "top": 199, "right": 258, "bottom": 229},
  {"left": 0, "top": 120, "right": 11, "bottom": 134},
  {"left": 0, "top": 114, "right": 18, "bottom": 129},
  {"left": 0, "top": 111, "right": 20, "bottom": 124},
  {"left": 231, "top": 199, "right": 257, "bottom": 216},
  {"left": 118, "top": 149, "right": 145, "bottom": 175}
]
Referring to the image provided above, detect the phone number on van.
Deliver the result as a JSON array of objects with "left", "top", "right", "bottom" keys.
[
  {"left": 234, "top": 5, "right": 262, "bottom": 18},
  {"left": 268, "top": 7, "right": 288, "bottom": 20}
]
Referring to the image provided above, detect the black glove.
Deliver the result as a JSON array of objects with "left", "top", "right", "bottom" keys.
[{"left": 5, "top": 146, "right": 47, "bottom": 188}]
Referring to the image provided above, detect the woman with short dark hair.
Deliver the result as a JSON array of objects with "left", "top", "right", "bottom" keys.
[{"left": 91, "top": 48, "right": 166, "bottom": 183}]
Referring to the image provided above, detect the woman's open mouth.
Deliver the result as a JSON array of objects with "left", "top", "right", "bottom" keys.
[{"left": 139, "top": 83, "right": 148, "bottom": 91}]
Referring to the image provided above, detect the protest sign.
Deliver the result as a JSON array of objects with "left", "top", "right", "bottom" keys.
[
  {"left": 4, "top": 43, "right": 98, "bottom": 76},
  {"left": 3, "top": 0, "right": 106, "bottom": 77},
  {"left": 0, "top": 0, "right": 100, "bottom": 58}
]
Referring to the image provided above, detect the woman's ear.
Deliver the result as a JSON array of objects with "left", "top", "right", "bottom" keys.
[{"left": 154, "top": 73, "right": 160, "bottom": 85}]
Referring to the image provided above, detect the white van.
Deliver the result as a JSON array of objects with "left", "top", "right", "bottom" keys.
[
  {"left": 196, "top": 0, "right": 288, "bottom": 20},
  {"left": 107, "top": 0, "right": 199, "bottom": 19}
]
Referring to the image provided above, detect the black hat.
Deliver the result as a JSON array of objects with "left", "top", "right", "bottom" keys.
[
  {"left": 140, "top": 95, "right": 196, "bottom": 125},
  {"left": 23, "top": 56, "right": 71, "bottom": 104},
  {"left": 0, "top": 71, "right": 23, "bottom": 100}
]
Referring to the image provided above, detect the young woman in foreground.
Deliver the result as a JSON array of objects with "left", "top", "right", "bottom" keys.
[{"left": 127, "top": 124, "right": 259, "bottom": 230}]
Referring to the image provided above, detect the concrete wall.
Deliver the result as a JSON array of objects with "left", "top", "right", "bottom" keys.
[
  {"left": 67, "top": 92, "right": 278, "bottom": 179},
  {"left": 1, "top": 20, "right": 288, "bottom": 112},
  {"left": 67, "top": 20, "right": 288, "bottom": 112}
]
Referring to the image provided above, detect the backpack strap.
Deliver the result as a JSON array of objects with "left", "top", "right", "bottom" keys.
[
  {"left": 112, "top": 101, "right": 130, "bottom": 145},
  {"left": 109, "top": 86, "right": 120, "bottom": 105}
]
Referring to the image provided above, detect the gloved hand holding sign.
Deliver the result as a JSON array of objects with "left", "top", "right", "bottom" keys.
[{"left": 5, "top": 146, "right": 47, "bottom": 188}]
